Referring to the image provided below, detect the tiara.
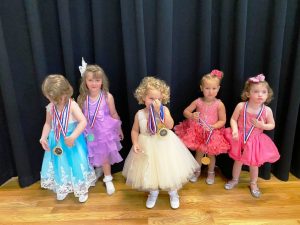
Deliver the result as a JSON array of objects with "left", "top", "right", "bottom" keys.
[{"left": 79, "top": 57, "right": 87, "bottom": 77}]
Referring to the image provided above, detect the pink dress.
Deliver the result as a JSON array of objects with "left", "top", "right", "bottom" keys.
[
  {"left": 83, "top": 94, "right": 123, "bottom": 167},
  {"left": 225, "top": 103, "right": 280, "bottom": 166},
  {"left": 174, "top": 98, "right": 229, "bottom": 155}
]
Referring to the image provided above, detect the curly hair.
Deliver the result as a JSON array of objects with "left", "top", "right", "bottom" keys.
[
  {"left": 241, "top": 80, "right": 274, "bottom": 104},
  {"left": 134, "top": 76, "right": 170, "bottom": 105},
  {"left": 77, "top": 65, "right": 109, "bottom": 108},
  {"left": 42, "top": 74, "right": 73, "bottom": 104}
]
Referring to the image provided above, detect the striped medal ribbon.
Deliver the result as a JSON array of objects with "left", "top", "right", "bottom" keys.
[
  {"left": 53, "top": 99, "right": 71, "bottom": 142},
  {"left": 243, "top": 101, "right": 264, "bottom": 144},
  {"left": 86, "top": 92, "right": 103, "bottom": 141}
]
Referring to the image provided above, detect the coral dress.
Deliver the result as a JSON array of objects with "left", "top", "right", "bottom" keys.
[
  {"left": 174, "top": 98, "right": 229, "bottom": 155},
  {"left": 40, "top": 101, "right": 96, "bottom": 197},
  {"left": 225, "top": 103, "right": 280, "bottom": 166},
  {"left": 83, "top": 94, "right": 123, "bottom": 167},
  {"left": 122, "top": 109, "right": 199, "bottom": 191}
]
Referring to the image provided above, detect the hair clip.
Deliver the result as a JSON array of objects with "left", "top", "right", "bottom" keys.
[
  {"left": 210, "top": 69, "right": 223, "bottom": 79},
  {"left": 248, "top": 74, "right": 265, "bottom": 83},
  {"left": 79, "top": 57, "right": 87, "bottom": 77}
]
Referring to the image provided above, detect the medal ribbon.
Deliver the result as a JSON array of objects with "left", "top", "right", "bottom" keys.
[
  {"left": 53, "top": 99, "right": 71, "bottom": 142},
  {"left": 198, "top": 115, "right": 213, "bottom": 144},
  {"left": 86, "top": 92, "right": 103, "bottom": 128},
  {"left": 243, "top": 101, "right": 264, "bottom": 144},
  {"left": 148, "top": 104, "right": 165, "bottom": 135}
]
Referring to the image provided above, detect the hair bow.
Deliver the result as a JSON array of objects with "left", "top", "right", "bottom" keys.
[
  {"left": 210, "top": 69, "right": 223, "bottom": 79},
  {"left": 79, "top": 57, "right": 87, "bottom": 77},
  {"left": 248, "top": 74, "right": 265, "bottom": 83}
]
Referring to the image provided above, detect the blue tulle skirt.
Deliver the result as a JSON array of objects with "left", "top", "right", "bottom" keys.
[{"left": 40, "top": 122, "right": 96, "bottom": 197}]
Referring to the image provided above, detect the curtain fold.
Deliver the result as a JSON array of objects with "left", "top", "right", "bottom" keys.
[{"left": 0, "top": 0, "right": 299, "bottom": 186}]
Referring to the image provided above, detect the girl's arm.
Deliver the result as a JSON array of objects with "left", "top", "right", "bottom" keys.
[
  {"left": 131, "top": 112, "right": 141, "bottom": 153},
  {"left": 253, "top": 106, "right": 275, "bottom": 130},
  {"left": 183, "top": 99, "right": 199, "bottom": 120},
  {"left": 163, "top": 106, "right": 174, "bottom": 129},
  {"left": 64, "top": 101, "right": 87, "bottom": 147},
  {"left": 211, "top": 101, "right": 226, "bottom": 129},
  {"left": 107, "top": 92, "right": 121, "bottom": 120},
  {"left": 230, "top": 102, "right": 243, "bottom": 139},
  {"left": 39, "top": 110, "right": 52, "bottom": 151},
  {"left": 107, "top": 92, "right": 124, "bottom": 139}
]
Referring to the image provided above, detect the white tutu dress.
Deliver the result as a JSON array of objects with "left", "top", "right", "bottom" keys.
[{"left": 122, "top": 109, "right": 199, "bottom": 191}]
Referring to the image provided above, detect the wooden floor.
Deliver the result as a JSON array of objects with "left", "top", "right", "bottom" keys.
[{"left": 1, "top": 169, "right": 300, "bottom": 225}]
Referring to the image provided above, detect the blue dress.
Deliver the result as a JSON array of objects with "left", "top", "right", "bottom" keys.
[{"left": 40, "top": 103, "right": 96, "bottom": 197}]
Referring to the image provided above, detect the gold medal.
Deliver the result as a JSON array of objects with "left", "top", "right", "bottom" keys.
[
  {"left": 201, "top": 154, "right": 210, "bottom": 165},
  {"left": 53, "top": 146, "right": 63, "bottom": 156},
  {"left": 157, "top": 122, "right": 168, "bottom": 137}
]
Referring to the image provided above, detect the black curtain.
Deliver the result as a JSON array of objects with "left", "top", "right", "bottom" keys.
[{"left": 0, "top": 0, "right": 299, "bottom": 187}]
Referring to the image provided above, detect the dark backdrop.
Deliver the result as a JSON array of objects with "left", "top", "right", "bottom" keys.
[{"left": 0, "top": 0, "right": 299, "bottom": 187}]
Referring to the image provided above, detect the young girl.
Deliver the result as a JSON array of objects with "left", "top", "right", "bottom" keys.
[
  {"left": 174, "top": 70, "right": 230, "bottom": 184},
  {"left": 39, "top": 75, "right": 96, "bottom": 203},
  {"left": 224, "top": 74, "right": 280, "bottom": 198},
  {"left": 122, "top": 76, "right": 199, "bottom": 209},
  {"left": 77, "top": 60, "right": 123, "bottom": 195}
]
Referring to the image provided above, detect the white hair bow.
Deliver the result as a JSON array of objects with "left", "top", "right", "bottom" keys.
[{"left": 79, "top": 57, "right": 87, "bottom": 77}]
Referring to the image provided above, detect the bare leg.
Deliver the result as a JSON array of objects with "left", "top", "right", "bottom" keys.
[
  {"left": 189, "top": 151, "right": 203, "bottom": 182},
  {"left": 206, "top": 155, "right": 216, "bottom": 185}
]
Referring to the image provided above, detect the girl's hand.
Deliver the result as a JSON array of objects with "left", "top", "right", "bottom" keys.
[
  {"left": 133, "top": 144, "right": 142, "bottom": 153},
  {"left": 192, "top": 112, "right": 200, "bottom": 121},
  {"left": 40, "top": 138, "right": 49, "bottom": 151},
  {"left": 251, "top": 118, "right": 265, "bottom": 129},
  {"left": 119, "top": 129, "right": 124, "bottom": 140},
  {"left": 152, "top": 99, "right": 161, "bottom": 113},
  {"left": 232, "top": 130, "right": 239, "bottom": 140},
  {"left": 65, "top": 135, "right": 75, "bottom": 147}
]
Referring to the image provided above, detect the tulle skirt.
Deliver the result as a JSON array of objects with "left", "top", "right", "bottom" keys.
[
  {"left": 41, "top": 122, "right": 96, "bottom": 197},
  {"left": 122, "top": 130, "right": 199, "bottom": 191},
  {"left": 174, "top": 119, "right": 229, "bottom": 155}
]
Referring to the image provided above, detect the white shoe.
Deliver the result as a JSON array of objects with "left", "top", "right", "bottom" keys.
[
  {"left": 103, "top": 175, "right": 115, "bottom": 195},
  {"left": 169, "top": 191, "right": 180, "bottom": 209},
  {"left": 56, "top": 193, "right": 68, "bottom": 201},
  {"left": 105, "top": 181, "right": 115, "bottom": 195},
  {"left": 146, "top": 190, "right": 159, "bottom": 209},
  {"left": 78, "top": 193, "right": 88, "bottom": 203},
  {"left": 205, "top": 171, "right": 215, "bottom": 185},
  {"left": 189, "top": 170, "right": 201, "bottom": 183}
]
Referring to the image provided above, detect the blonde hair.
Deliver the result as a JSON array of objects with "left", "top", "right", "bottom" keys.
[
  {"left": 200, "top": 72, "right": 223, "bottom": 86},
  {"left": 77, "top": 65, "right": 109, "bottom": 108},
  {"left": 42, "top": 74, "right": 73, "bottom": 104},
  {"left": 134, "top": 76, "right": 170, "bottom": 105},
  {"left": 241, "top": 80, "right": 274, "bottom": 104}
]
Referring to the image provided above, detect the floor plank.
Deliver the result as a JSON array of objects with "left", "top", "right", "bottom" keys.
[{"left": 1, "top": 169, "right": 300, "bottom": 225}]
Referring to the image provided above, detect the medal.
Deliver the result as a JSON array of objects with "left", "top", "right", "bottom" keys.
[
  {"left": 148, "top": 103, "right": 168, "bottom": 137},
  {"left": 52, "top": 99, "right": 71, "bottom": 156},
  {"left": 87, "top": 133, "right": 95, "bottom": 142},
  {"left": 201, "top": 154, "right": 210, "bottom": 165},
  {"left": 157, "top": 122, "right": 168, "bottom": 137},
  {"left": 53, "top": 146, "right": 63, "bottom": 156}
]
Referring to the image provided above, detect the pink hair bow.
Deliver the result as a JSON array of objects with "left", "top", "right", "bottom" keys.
[
  {"left": 210, "top": 69, "right": 223, "bottom": 79},
  {"left": 248, "top": 74, "right": 265, "bottom": 83}
]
